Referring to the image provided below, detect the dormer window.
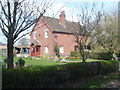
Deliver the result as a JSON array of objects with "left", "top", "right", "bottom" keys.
[{"left": 44, "top": 29, "right": 49, "bottom": 38}]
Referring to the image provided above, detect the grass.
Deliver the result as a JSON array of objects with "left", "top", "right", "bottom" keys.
[
  {"left": 14, "top": 57, "right": 103, "bottom": 66},
  {"left": 80, "top": 73, "right": 119, "bottom": 88},
  {"left": 66, "top": 58, "right": 103, "bottom": 62},
  {"left": 0, "top": 55, "right": 106, "bottom": 67},
  {"left": 14, "top": 57, "right": 62, "bottom": 67},
  {"left": 54, "top": 71, "right": 119, "bottom": 88}
]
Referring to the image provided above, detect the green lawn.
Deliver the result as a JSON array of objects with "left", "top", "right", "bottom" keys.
[
  {"left": 14, "top": 57, "right": 62, "bottom": 67},
  {"left": 0, "top": 56, "right": 105, "bottom": 67},
  {"left": 66, "top": 58, "right": 104, "bottom": 62},
  {"left": 14, "top": 57, "right": 104, "bottom": 66}
]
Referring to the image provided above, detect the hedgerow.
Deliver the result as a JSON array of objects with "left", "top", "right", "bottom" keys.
[{"left": 2, "top": 60, "right": 119, "bottom": 88}]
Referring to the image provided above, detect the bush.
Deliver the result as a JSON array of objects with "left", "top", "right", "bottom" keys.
[
  {"left": 89, "top": 52, "right": 113, "bottom": 60},
  {"left": 96, "top": 60, "right": 119, "bottom": 74},
  {"left": 53, "top": 42, "right": 60, "bottom": 58},
  {"left": 2, "top": 60, "right": 119, "bottom": 88},
  {"left": 70, "top": 51, "right": 80, "bottom": 57},
  {"left": 15, "top": 58, "right": 25, "bottom": 67},
  {"left": 4, "top": 58, "right": 7, "bottom": 64}
]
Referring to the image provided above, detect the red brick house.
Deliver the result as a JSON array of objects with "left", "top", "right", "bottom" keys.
[{"left": 30, "top": 11, "right": 82, "bottom": 57}]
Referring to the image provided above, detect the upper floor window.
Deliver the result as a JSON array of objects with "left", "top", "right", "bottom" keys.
[
  {"left": 44, "top": 29, "right": 49, "bottom": 38},
  {"left": 59, "top": 46, "right": 64, "bottom": 53},
  {"left": 33, "top": 31, "right": 37, "bottom": 39}
]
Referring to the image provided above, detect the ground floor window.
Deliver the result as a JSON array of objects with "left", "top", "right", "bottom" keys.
[
  {"left": 59, "top": 46, "right": 64, "bottom": 53},
  {"left": 74, "top": 46, "right": 79, "bottom": 51},
  {"left": 45, "top": 46, "right": 49, "bottom": 53}
]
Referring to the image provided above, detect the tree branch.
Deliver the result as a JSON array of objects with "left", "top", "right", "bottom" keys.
[
  {"left": 7, "top": 0, "right": 12, "bottom": 27},
  {"left": 14, "top": 32, "right": 30, "bottom": 43},
  {"left": 0, "top": 1, "right": 8, "bottom": 20}
]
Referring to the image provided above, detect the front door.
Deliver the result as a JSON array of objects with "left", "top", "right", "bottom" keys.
[
  {"left": 35, "top": 46, "right": 40, "bottom": 56},
  {"left": 30, "top": 43, "right": 41, "bottom": 56}
]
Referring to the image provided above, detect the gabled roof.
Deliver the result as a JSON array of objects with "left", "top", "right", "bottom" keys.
[
  {"left": 42, "top": 16, "right": 80, "bottom": 34},
  {"left": 31, "top": 40, "right": 40, "bottom": 46}
]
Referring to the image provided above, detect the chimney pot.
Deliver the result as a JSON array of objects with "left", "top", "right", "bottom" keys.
[{"left": 59, "top": 11, "right": 66, "bottom": 26}]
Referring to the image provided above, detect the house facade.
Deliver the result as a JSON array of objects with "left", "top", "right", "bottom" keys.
[{"left": 30, "top": 11, "right": 81, "bottom": 57}]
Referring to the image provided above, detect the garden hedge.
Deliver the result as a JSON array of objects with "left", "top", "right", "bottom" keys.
[
  {"left": 70, "top": 51, "right": 80, "bottom": 57},
  {"left": 2, "top": 60, "right": 119, "bottom": 88},
  {"left": 89, "top": 52, "right": 113, "bottom": 60}
]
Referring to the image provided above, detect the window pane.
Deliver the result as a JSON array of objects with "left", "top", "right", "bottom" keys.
[
  {"left": 74, "top": 46, "right": 79, "bottom": 51},
  {"left": 45, "top": 47, "right": 48, "bottom": 53},
  {"left": 59, "top": 46, "right": 64, "bottom": 53},
  {"left": 45, "top": 31, "right": 48, "bottom": 38},
  {"left": 33, "top": 31, "right": 36, "bottom": 39}
]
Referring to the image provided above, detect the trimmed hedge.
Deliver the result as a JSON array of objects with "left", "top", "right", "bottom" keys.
[
  {"left": 70, "top": 51, "right": 80, "bottom": 57},
  {"left": 2, "top": 60, "right": 119, "bottom": 88},
  {"left": 89, "top": 52, "right": 113, "bottom": 60}
]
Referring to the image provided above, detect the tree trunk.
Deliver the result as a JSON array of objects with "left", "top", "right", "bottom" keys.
[
  {"left": 82, "top": 55, "right": 86, "bottom": 62},
  {"left": 82, "top": 54, "right": 86, "bottom": 63},
  {"left": 7, "top": 35, "right": 14, "bottom": 68},
  {"left": 112, "top": 53, "right": 117, "bottom": 60}
]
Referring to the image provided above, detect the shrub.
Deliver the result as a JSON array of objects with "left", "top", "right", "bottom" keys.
[
  {"left": 2, "top": 60, "right": 119, "bottom": 88},
  {"left": 89, "top": 52, "right": 113, "bottom": 60},
  {"left": 15, "top": 58, "right": 25, "bottom": 67},
  {"left": 53, "top": 42, "right": 60, "bottom": 58},
  {"left": 70, "top": 51, "right": 80, "bottom": 57},
  {"left": 63, "top": 62, "right": 98, "bottom": 80},
  {"left": 96, "top": 60, "right": 119, "bottom": 74},
  {"left": 3, "top": 58, "right": 7, "bottom": 68},
  {"left": 4, "top": 58, "right": 7, "bottom": 64}
]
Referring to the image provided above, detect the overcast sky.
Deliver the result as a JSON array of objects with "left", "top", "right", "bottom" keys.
[{"left": 0, "top": 0, "right": 118, "bottom": 45}]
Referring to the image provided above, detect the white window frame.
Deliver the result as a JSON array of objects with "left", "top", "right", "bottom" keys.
[
  {"left": 45, "top": 46, "right": 49, "bottom": 53},
  {"left": 59, "top": 46, "right": 64, "bottom": 53},
  {"left": 33, "top": 31, "right": 37, "bottom": 39},
  {"left": 44, "top": 29, "right": 49, "bottom": 38}
]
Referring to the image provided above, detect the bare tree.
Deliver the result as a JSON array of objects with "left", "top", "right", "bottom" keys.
[
  {"left": 18, "top": 37, "right": 30, "bottom": 46},
  {"left": 74, "top": 2, "right": 103, "bottom": 62},
  {"left": 0, "top": 0, "right": 53, "bottom": 68},
  {"left": 94, "top": 11, "right": 119, "bottom": 60}
]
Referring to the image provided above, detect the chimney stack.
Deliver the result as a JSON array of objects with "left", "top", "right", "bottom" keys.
[{"left": 59, "top": 11, "right": 66, "bottom": 26}]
